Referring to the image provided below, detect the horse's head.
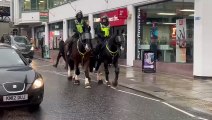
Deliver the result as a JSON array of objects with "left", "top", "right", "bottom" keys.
[
  {"left": 110, "top": 35, "right": 123, "bottom": 49},
  {"left": 80, "top": 32, "right": 92, "bottom": 52}
]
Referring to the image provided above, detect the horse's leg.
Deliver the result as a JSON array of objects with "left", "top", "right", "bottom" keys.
[
  {"left": 67, "top": 60, "right": 74, "bottom": 81},
  {"left": 64, "top": 45, "right": 69, "bottom": 70},
  {"left": 94, "top": 59, "right": 103, "bottom": 84},
  {"left": 74, "top": 61, "right": 80, "bottom": 85},
  {"left": 84, "top": 60, "right": 91, "bottom": 89},
  {"left": 95, "top": 59, "right": 101, "bottom": 72},
  {"left": 104, "top": 60, "right": 110, "bottom": 87},
  {"left": 112, "top": 59, "right": 119, "bottom": 87},
  {"left": 96, "top": 62, "right": 103, "bottom": 85},
  {"left": 64, "top": 54, "right": 68, "bottom": 70},
  {"left": 97, "top": 71, "right": 103, "bottom": 85}
]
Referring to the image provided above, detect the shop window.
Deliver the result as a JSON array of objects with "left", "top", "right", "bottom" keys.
[
  {"left": 31, "top": 0, "right": 37, "bottom": 10},
  {"left": 23, "top": 0, "right": 31, "bottom": 11},
  {"left": 22, "top": 0, "right": 47, "bottom": 11},
  {"left": 48, "top": 0, "right": 77, "bottom": 8},
  {"left": 38, "top": 0, "right": 47, "bottom": 10},
  {"left": 136, "top": 0, "right": 194, "bottom": 63}
]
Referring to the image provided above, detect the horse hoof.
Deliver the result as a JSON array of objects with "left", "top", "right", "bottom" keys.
[
  {"left": 112, "top": 81, "right": 118, "bottom": 87},
  {"left": 68, "top": 76, "right": 72, "bottom": 81},
  {"left": 98, "top": 80, "right": 103, "bottom": 85},
  {"left": 85, "top": 84, "right": 91, "bottom": 89},
  {"left": 85, "top": 85, "right": 91, "bottom": 89},
  {"left": 85, "top": 86, "right": 91, "bottom": 89},
  {"left": 106, "top": 81, "right": 111, "bottom": 87},
  {"left": 74, "top": 80, "right": 80, "bottom": 85}
]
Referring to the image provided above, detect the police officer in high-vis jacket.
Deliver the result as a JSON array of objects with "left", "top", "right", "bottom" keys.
[
  {"left": 72, "top": 10, "right": 87, "bottom": 39},
  {"left": 95, "top": 15, "right": 111, "bottom": 58},
  {"left": 64, "top": 10, "right": 87, "bottom": 55}
]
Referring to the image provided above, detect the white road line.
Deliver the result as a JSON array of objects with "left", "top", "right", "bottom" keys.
[
  {"left": 119, "top": 64, "right": 131, "bottom": 68},
  {"left": 37, "top": 69, "right": 208, "bottom": 120},
  {"left": 162, "top": 102, "right": 196, "bottom": 118},
  {"left": 196, "top": 117, "right": 209, "bottom": 120},
  {"left": 110, "top": 87, "right": 160, "bottom": 102}
]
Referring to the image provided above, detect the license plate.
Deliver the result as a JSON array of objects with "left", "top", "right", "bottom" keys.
[{"left": 3, "top": 94, "right": 28, "bottom": 102}]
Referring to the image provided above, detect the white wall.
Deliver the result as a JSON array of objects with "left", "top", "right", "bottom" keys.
[
  {"left": 21, "top": 12, "right": 40, "bottom": 23},
  {"left": 0, "top": 22, "right": 11, "bottom": 36},
  {"left": 13, "top": 0, "right": 20, "bottom": 25},
  {"left": 49, "top": 0, "right": 164, "bottom": 22},
  {"left": 127, "top": 5, "right": 136, "bottom": 66},
  {"left": 193, "top": 0, "right": 212, "bottom": 77},
  {"left": 0, "top": 0, "right": 10, "bottom": 7}
]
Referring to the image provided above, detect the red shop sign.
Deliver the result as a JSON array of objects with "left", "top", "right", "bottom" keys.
[
  {"left": 117, "top": 8, "right": 128, "bottom": 19},
  {"left": 101, "top": 8, "right": 127, "bottom": 27}
]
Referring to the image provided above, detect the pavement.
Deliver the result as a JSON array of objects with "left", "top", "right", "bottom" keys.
[{"left": 34, "top": 49, "right": 212, "bottom": 115}]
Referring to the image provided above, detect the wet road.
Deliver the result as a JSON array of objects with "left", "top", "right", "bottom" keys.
[{"left": 0, "top": 59, "right": 209, "bottom": 120}]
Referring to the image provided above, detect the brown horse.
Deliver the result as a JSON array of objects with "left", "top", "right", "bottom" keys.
[{"left": 66, "top": 32, "right": 93, "bottom": 88}]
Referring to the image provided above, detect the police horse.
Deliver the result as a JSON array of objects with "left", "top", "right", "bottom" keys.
[
  {"left": 66, "top": 32, "right": 93, "bottom": 88},
  {"left": 94, "top": 35, "right": 123, "bottom": 87}
]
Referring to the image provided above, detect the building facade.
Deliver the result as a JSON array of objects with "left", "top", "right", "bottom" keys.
[{"left": 10, "top": 0, "right": 212, "bottom": 77}]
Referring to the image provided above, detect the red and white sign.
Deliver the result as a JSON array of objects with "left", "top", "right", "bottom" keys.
[
  {"left": 101, "top": 8, "right": 127, "bottom": 27},
  {"left": 118, "top": 8, "right": 128, "bottom": 19}
]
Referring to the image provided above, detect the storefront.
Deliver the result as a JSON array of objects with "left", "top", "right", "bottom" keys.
[
  {"left": 49, "top": 22, "right": 63, "bottom": 49},
  {"left": 136, "top": 0, "right": 194, "bottom": 63},
  {"left": 93, "top": 8, "right": 128, "bottom": 59}
]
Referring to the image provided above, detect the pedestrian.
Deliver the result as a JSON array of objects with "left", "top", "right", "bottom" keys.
[
  {"left": 40, "top": 37, "right": 44, "bottom": 58},
  {"left": 0, "top": 36, "right": 4, "bottom": 43},
  {"left": 53, "top": 37, "right": 66, "bottom": 68},
  {"left": 120, "top": 29, "right": 127, "bottom": 58},
  {"left": 30, "top": 38, "right": 35, "bottom": 48},
  {"left": 150, "top": 39, "right": 158, "bottom": 61}
]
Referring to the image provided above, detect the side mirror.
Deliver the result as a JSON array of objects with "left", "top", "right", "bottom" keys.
[{"left": 26, "top": 58, "right": 32, "bottom": 63}]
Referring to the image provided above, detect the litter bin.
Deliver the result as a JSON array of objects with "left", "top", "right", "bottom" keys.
[
  {"left": 142, "top": 50, "right": 156, "bottom": 73},
  {"left": 43, "top": 45, "right": 50, "bottom": 59}
]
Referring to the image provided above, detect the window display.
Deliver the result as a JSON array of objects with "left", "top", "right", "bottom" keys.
[{"left": 136, "top": 0, "right": 194, "bottom": 63}]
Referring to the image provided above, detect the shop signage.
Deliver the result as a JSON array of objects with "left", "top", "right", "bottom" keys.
[
  {"left": 101, "top": 8, "right": 127, "bottom": 27},
  {"left": 142, "top": 51, "right": 156, "bottom": 73},
  {"left": 176, "top": 19, "right": 187, "bottom": 63},
  {"left": 136, "top": 8, "right": 145, "bottom": 59},
  {"left": 117, "top": 8, "right": 128, "bottom": 19},
  {"left": 40, "top": 11, "right": 49, "bottom": 22},
  {"left": 170, "top": 25, "right": 176, "bottom": 47}
]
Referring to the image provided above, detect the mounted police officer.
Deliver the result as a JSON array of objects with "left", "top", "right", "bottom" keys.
[
  {"left": 65, "top": 10, "right": 87, "bottom": 55},
  {"left": 64, "top": 10, "right": 92, "bottom": 69},
  {"left": 95, "top": 15, "right": 111, "bottom": 59},
  {"left": 65, "top": 11, "right": 87, "bottom": 50}
]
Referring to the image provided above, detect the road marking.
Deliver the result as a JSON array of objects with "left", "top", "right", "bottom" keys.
[
  {"left": 162, "top": 102, "right": 196, "bottom": 117},
  {"left": 111, "top": 87, "right": 160, "bottom": 102},
  {"left": 37, "top": 69, "right": 208, "bottom": 120},
  {"left": 119, "top": 64, "right": 131, "bottom": 68}
]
